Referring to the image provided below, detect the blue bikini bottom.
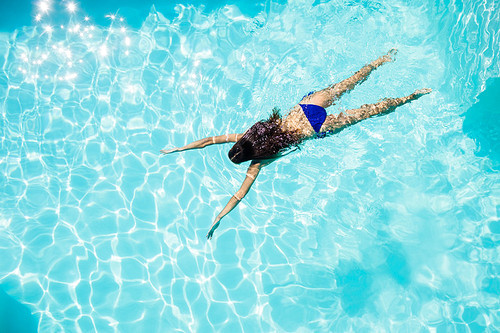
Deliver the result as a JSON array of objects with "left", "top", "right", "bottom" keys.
[
  {"left": 299, "top": 103, "right": 327, "bottom": 133},
  {"left": 300, "top": 91, "right": 327, "bottom": 133}
]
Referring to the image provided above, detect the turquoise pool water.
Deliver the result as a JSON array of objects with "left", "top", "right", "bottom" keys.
[{"left": 0, "top": 0, "right": 499, "bottom": 331}]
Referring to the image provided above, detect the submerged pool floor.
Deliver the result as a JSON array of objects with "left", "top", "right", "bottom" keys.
[{"left": 0, "top": 0, "right": 499, "bottom": 331}]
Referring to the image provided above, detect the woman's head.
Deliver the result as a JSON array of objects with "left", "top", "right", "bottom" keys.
[{"left": 228, "top": 108, "right": 301, "bottom": 164}]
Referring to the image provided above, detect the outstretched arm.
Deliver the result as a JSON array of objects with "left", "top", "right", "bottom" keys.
[
  {"left": 161, "top": 133, "right": 243, "bottom": 154},
  {"left": 206, "top": 161, "right": 262, "bottom": 240}
]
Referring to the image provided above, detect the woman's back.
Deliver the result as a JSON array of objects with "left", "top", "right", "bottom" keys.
[{"left": 282, "top": 105, "right": 317, "bottom": 138}]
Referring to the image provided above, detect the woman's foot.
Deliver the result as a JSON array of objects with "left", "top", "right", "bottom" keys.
[
  {"left": 373, "top": 48, "right": 398, "bottom": 67},
  {"left": 384, "top": 48, "right": 398, "bottom": 62},
  {"left": 413, "top": 88, "right": 432, "bottom": 98}
]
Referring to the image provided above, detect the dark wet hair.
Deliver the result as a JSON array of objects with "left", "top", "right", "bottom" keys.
[{"left": 228, "top": 108, "right": 302, "bottom": 164}]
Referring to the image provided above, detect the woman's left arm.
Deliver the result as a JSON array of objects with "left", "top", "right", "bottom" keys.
[
  {"left": 161, "top": 133, "right": 243, "bottom": 155},
  {"left": 206, "top": 161, "right": 262, "bottom": 239}
]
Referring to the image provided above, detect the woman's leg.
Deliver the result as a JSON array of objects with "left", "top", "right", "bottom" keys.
[
  {"left": 302, "top": 49, "right": 398, "bottom": 108},
  {"left": 321, "top": 88, "right": 432, "bottom": 133}
]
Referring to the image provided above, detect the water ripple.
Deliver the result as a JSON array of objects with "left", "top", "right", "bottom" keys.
[{"left": 0, "top": 0, "right": 499, "bottom": 331}]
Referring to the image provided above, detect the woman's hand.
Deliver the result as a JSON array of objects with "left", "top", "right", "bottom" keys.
[
  {"left": 160, "top": 148, "right": 179, "bottom": 154},
  {"left": 206, "top": 218, "right": 221, "bottom": 240}
]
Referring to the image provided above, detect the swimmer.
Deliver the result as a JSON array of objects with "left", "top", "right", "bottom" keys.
[{"left": 161, "top": 49, "right": 432, "bottom": 239}]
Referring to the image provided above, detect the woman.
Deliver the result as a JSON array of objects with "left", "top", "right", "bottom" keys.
[{"left": 161, "top": 49, "right": 431, "bottom": 239}]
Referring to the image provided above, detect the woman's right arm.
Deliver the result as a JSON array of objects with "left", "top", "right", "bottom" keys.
[
  {"left": 161, "top": 133, "right": 243, "bottom": 154},
  {"left": 206, "top": 160, "right": 262, "bottom": 240}
]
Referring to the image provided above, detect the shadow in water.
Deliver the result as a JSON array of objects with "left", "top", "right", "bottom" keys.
[
  {"left": 383, "top": 242, "right": 411, "bottom": 288},
  {"left": 335, "top": 261, "right": 373, "bottom": 317},
  {"left": 0, "top": 286, "right": 38, "bottom": 333},
  {"left": 462, "top": 78, "right": 500, "bottom": 168}
]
